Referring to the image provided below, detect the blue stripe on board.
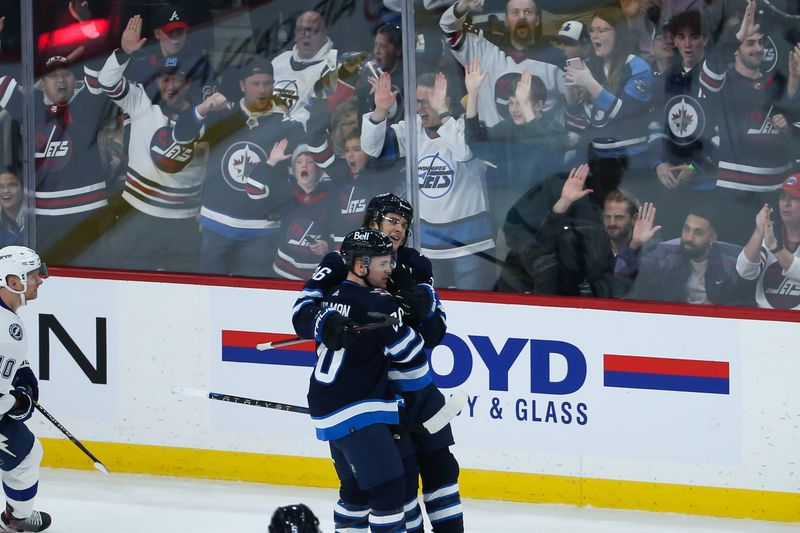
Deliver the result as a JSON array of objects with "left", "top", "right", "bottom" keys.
[
  {"left": 604, "top": 371, "right": 729, "bottom": 395},
  {"left": 222, "top": 346, "right": 316, "bottom": 367}
]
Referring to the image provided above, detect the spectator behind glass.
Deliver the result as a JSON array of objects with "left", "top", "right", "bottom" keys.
[
  {"left": 272, "top": 148, "right": 338, "bottom": 280},
  {"left": 330, "top": 132, "right": 403, "bottom": 246},
  {"left": 699, "top": 0, "right": 800, "bottom": 244},
  {"left": 0, "top": 167, "right": 24, "bottom": 246},
  {"left": 737, "top": 175, "right": 800, "bottom": 310},
  {"left": 464, "top": 61, "right": 568, "bottom": 232},
  {"left": 330, "top": 99, "right": 359, "bottom": 156},
  {"left": 648, "top": 9, "right": 713, "bottom": 237},
  {"left": 439, "top": 0, "right": 567, "bottom": 128},
  {"left": 499, "top": 142, "right": 629, "bottom": 296},
  {"left": 602, "top": 189, "right": 642, "bottom": 257},
  {"left": 564, "top": 6, "right": 654, "bottom": 200},
  {"left": 552, "top": 20, "right": 593, "bottom": 61},
  {"left": 616, "top": 205, "right": 755, "bottom": 305},
  {"left": 0, "top": 54, "right": 114, "bottom": 266},
  {"left": 124, "top": 4, "right": 217, "bottom": 105}
]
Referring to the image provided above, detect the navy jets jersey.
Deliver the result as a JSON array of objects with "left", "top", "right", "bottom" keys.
[
  {"left": 292, "top": 246, "right": 446, "bottom": 361},
  {"left": 307, "top": 280, "right": 426, "bottom": 441}
]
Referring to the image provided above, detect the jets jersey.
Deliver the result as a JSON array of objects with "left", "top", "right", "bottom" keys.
[
  {"left": 292, "top": 246, "right": 446, "bottom": 358},
  {"left": 700, "top": 36, "right": 798, "bottom": 192},
  {"left": 329, "top": 166, "right": 403, "bottom": 245},
  {"left": 96, "top": 50, "right": 207, "bottom": 219},
  {"left": 307, "top": 280, "right": 427, "bottom": 441},
  {"left": 271, "top": 39, "right": 338, "bottom": 125},
  {"left": 737, "top": 243, "right": 800, "bottom": 310},
  {"left": 439, "top": 4, "right": 566, "bottom": 127},
  {"left": 0, "top": 75, "right": 111, "bottom": 217},
  {"left": 361, "top": 113, "right": 494, "bottom": 260},
  {"left": 272, "top": 181, "right": 338, "bottom": 280},
  {"left": 173, "top": 101, "right": 305, "bottom": 238}
]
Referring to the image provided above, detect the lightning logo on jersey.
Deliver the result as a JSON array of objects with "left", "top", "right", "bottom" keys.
[
  {"left": 273, "top": 80, "right": 300, "bottom": 112},
  {"left": 0, "top": 433, "right": 17, "bottom": 458}
]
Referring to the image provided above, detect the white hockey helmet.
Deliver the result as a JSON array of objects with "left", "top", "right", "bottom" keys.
[{"left": 0, "top": 246, "right": 47, "bottom": 295}]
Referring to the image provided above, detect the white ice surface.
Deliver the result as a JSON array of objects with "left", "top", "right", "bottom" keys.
[{"left": 36, "top": 468, "right": 799, "bottom": 532}]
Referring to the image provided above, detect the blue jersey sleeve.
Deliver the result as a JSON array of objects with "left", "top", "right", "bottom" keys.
[{"left": 291, "top": 252, "right": 348, "bottom": 338}]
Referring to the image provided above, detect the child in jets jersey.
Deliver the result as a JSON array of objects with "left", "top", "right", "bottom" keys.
[{"left": 293, "top": 194, "right": 464, "bottom": 532}]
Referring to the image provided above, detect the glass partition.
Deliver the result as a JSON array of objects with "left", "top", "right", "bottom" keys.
[{"left": 3, "top": 0, "right": 799, "bottom": 311}]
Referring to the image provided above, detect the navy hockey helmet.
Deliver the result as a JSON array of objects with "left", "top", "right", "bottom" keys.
[
  {"left": 268, "top": 503, "right": 321, "bottom": 533},
  {"left": 363, "top": 193, "right": 413, "bottom": 244},
  {"left": 340, "top": 228, "right": 393, "bottom": 269}
]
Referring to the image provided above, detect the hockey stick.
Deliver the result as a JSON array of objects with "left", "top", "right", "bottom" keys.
[
  {"left": 172, "top": 387, "right": 311, "bottom": 414},
  {"left": 255, "top": 312, "right": 401, "bottom": 351},
  {"left": 422, "top": 390, "right": 468, "bottom": 434},
  {"left": 33, "top": 401, "right": 110, "bottom": 475}
]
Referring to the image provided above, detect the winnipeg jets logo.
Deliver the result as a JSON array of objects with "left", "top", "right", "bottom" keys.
[
  {"left": 273, "top": 80, "right": 300, "bottom": 111},
  {"left": 8, "top": 324, "right": 22, "bottom": 341},
  {"left": 34, "top": 124, "right": 72, "bottom": 171},
  {"left": 288, "top": 221, "right": 320, "bottom": 246},
  {"left": 665, "top": 95, "right": 705, "bottom": 145},
  {"left": 340, "top": 188, "right": 366, "bottom": 215},
  {"left": 763, "top": 261, "right": 800, "bottom": 308},
  {"left": 747, "top": 105, "right": 779, "bottom": 135},
  {"left": 418, "top": 152, "right": 455, "bottom": 200},
  {"left": 0, "top": 434, "right": 16, "bottom": 458},
  {"left": 221, "top": 141, "right": 267, "bottom": 191},
  {"left": 762, "top": 35, "right": 778, "bottom": 73}
]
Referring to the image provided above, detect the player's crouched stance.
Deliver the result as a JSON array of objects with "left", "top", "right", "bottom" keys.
[
  {"left": 308, "top": 230, "right": 424, "bottom": 533},
  {"left": 0, "top": 247, "right": 51, "bottom": 532}
]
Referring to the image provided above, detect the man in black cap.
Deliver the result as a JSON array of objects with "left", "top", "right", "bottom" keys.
[
  {"left": 92, "top": 14, "right": 208, "bottom": 272},
  {"left": 124, "top": 3, "right": 217, "bottom": 104},
  {"left": 172, "top": 59, "right": 315, "bottom": 276},
  {"left": 0, "top": 54, "right": 114, "bottom": 266}
]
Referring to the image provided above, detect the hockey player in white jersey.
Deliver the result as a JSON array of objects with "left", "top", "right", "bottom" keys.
[
  {"left": 361, "top": 72, "right": 496, "bottom": 290},
  {"left": 0, "top": 246, "right": 50, "bottom": 532}
]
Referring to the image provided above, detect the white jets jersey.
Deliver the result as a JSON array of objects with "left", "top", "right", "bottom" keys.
[
  {"left": 97, "top": 52, "right": 208, "bottom": 219},
  {"left": 0, "top": 303, "right": 30, "bottom": 414},
  {"left": 440, "top": 5, "right": 566, "bottom": 128},
  {"left": 738, "top": 246, "right": 800, "bottom": 310},
  {"left": 271, "top": 40, "right": 338, "bottom": 124},
  {"left": 361, "top": 113, "right": 494, "bottom": 260}
]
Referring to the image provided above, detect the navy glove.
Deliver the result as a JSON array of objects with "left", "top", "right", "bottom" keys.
[
  {"left": 396, "top": 284, "right": 435, "bottom": 325},
  {"left": 7, "top": 387, "right": 34, "bottom": 422},
  {"left": 314, "top": 308, "right": 358, "bottom": 351},
  {"left": 388, "top": 263, "right": 417, "bottom": 294},
  {"left": 12, "top": 366, "right": 39, "bottom": 402}
]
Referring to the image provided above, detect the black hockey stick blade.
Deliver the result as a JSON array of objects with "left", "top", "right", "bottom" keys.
[
  {"left": 255, "top": 313, "right": 400, "bottom": 350},
  {"left": 172, "top": 386, "right": 311, "bottom": 414},
  {"left": 34, "top": 401, "right": 110, "bottom": 474}
]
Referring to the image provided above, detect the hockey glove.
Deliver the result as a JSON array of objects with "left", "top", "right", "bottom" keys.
[
  {"left": 388, "top": 263, "right": 417, "bottom": 294},
  {"left": 7, "top": 387, "right": 34, "bottom": 422},
  {"left": 396, "top": 284, "right": 435, "bottom": 326},
  {"left": 12, "top": 366, "right": 39, "bottom": 402},
  {"left": 314, "top": 308, "right": 358, "bottom": 351}
]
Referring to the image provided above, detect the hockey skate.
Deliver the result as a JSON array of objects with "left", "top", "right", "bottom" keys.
[{"left": 0, "top": 504, "right": 51, "bottom": 532}]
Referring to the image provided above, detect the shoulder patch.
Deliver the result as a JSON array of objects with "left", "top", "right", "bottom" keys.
[{"left": 8, "top": 323, "right": 23, "bottom": 341}]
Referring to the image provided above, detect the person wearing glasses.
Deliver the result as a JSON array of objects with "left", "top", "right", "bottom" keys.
[
  {"left": 563, "top": 6, "right": 654, "bottom": 200},
  {"left": 271, "top": 10, "right": 338, "bottom": 125}
]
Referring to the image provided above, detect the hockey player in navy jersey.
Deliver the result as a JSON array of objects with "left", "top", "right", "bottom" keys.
[
  {"left": 293, "top": 194, "right": 464, "bottom": 533},
  {"left": 309, "top": 228, "right": 426, "bottom": 533},
  {"left": 0, "top": 246, "right": 51, "bottom": 532}
]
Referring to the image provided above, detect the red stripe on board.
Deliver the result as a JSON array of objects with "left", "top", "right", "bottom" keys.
[
  {"left": 604, "top": 354, "right": 729, "bottom": 379},
  {"left": 221, "top": 330, "right": 315, "bottom": 351},
  {"left": 46, "top": 267, "right": 800, "bottom": 324}
]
